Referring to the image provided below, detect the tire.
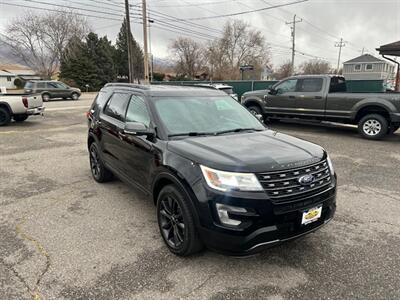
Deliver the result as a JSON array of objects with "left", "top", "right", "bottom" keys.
[
  {"left": 13, "top": 115, "right": 28, "bottom": 122},
  {"left": 157, "top": 184, "right": 204, "bottom": 256},
  {"left": 71, "top": 93, "right": 79, "bottom": 100},
  {"left": 247, "top": 105, "right": 262, "bottom": 116},
  {"left": 42, "top": 93, "right": 50, "bottom": 102},
  {"left": 358, "top": 114, "right": 388, "bottom": 140},
  {"left": 0, "top": 107, "right": 11, "bottom": 126},
  {"left": 89, "top": 143, "right": 113, "bottom": 182}
]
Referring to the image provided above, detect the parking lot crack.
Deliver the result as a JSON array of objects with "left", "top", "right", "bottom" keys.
[
  {"left": 16, "top": 219, "right": 51, "bottom": 300},
  {"left": 0, "top": 257, "right": 33, "bottom": 299}
]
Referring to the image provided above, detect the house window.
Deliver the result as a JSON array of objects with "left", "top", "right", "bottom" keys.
[
  {"left": 7, "top": 76, "right": 12, "bottom": 82},
  {"left": 365, "top": 64, "right": 373, "bottom": 71},
  {"left": 354, "top": 64, "right": 361, "bottom": 71}
]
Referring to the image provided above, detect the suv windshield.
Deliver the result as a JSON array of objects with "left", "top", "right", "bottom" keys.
[{"left": 153, "top": 96, "right": 264, "bottom": 137}]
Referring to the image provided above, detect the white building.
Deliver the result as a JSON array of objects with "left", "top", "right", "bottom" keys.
[
  {"left": 342, "top": 54, "right": 395, "bottom": 81},
  {"left": 0, "top": 70, "right": 17, "bottom": 89}
]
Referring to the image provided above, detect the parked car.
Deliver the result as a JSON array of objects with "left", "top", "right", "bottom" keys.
[
  {"left": 87, "top": 83, "right": 336, "bottom": 256},
  {"left": 24, "top": 80, "right": 81, "bottom": 101},
  {"left": 241, "top": 75, "right": 400, "bottom": 140},
  {"left": 195, "top": 83, "right": 238, "bottom": 101},
  {"left": 0, "top": 92, "right": 44, "bottom": 126}
]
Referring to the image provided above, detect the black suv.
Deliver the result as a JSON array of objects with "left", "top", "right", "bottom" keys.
[
  {"left": 87, "top": 83, "right": 337, "bottom": 256},
  {"left": 24, "top": 80, "right": 81, "bottom": 101}
]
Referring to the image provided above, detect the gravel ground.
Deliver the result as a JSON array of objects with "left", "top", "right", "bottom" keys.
[{"left": 1, "top": 94, "right": 399, "bottom": 300}]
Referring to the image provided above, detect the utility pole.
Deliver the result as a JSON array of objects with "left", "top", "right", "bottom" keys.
[
  {"left": 335, "top": 38, "right": 346, "bottom": 74},
  {"left": 142, "top": 0, "right": 150, "bottom": 84},
  {"left": 124, "top": 0, "right": 133, "bottom": 83},
  {"left": 148, "top": 17, "right": 154, "bottom": 82},
  {"left": 286, "top": 14, "right": 302, "bottom": 75}
]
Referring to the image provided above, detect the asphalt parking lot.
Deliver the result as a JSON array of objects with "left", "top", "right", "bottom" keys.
[{"left": 1, "top": 94, "right": 399, "bottom": 300}]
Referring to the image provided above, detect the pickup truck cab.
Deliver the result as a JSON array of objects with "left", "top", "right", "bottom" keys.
[
  {"left": 241, "top": 75, "right": 400, "bottom": 140},
  {"left": 0, "top": 93, "right": 44, "bottom": 126}
]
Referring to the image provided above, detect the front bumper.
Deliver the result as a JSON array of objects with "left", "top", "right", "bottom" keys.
[
  {"left": 27, "top": 106, "right": 45, "bottom": 116},
  {"left": 195, "top": 183, "right": 336, "bottom": 255}
]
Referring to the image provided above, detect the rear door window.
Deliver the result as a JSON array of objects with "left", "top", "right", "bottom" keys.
[
  {"left": 297, "top": 78, "right": 323, "bottom": 92},
  {"left": 126, "top": 95, "right": 151, "bottom": 126},
  {"left": 37, "top": 82, "right": 46, "bottom": 89},
  {"left": 103, "top": 92, "right": 130, "bottom": 122}
]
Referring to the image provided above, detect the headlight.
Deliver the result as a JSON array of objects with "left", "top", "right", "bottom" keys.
[
  {"left": 326, "top": 155, "right": 335, "bottom": 175},
  {"left": 200, "top": 165, "right": 263, "bottom": 192}
]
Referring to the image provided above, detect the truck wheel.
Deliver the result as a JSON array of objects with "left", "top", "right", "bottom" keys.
[
  {"left": 247, "top": 105, "right": 261, "bottom": 116},
  {"left": 157, "top": 184, "right": 204, "bottom": 256},
  {"left": 42, "top": 93, "right": 50, "bottom": 102},
  {"left": 13, "top": 115, "right": 29, "bottom": 122},
  {"left": 358, "top": 114, "right": 388, "bottom": 140},
  {"left": 0, "top": 107, "right": 11, "bottom": 126}
]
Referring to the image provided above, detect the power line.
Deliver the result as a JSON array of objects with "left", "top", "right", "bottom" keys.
[
  {"left": 335, "top": 38, "right": 346, "bottom": 72},
  {"left": 164, "top": 0, "right": 308, "bottom": 21}
]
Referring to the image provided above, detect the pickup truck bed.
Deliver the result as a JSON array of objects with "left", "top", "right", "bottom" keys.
[
  {"left": 0, "top": 93, "right": 44, "bottom": 126},
  {"left": 241, "top": 75, "right": 400, "bottom": 140}
]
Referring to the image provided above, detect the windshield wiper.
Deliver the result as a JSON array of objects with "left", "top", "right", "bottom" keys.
[
  {"left": 168, "top": 132, "right": 215, "bottom": 138},
  {"left": 215, "top": 128, "right": 264, "bottom": 135}
]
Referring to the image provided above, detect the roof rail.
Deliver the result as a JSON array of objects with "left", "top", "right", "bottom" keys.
[
  {"left": 104, "top": 83, "right": 150, "bottom": 90},
  {"left": 165, "top": 83, "right": 218, "bottom": 90}
]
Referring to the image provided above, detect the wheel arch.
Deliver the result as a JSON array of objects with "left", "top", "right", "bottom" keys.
[
  {"left": 0, "top": 102, "right": 13, "bottom": 114},
  {"left": 354, "top": 105, "right": 391, "bottom": 123},
  {"left": 242, "top": 98, "right": 263, "bottom": 113},
  {"left": 152, "top": 168, "right": 201, "bottom": 227}
]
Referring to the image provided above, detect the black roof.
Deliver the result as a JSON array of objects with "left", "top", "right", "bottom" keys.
[{"left": 103, "top": 83, "right": 226, "bottom": 97}]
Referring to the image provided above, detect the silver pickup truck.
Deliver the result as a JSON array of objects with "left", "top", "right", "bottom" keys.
[{"left": 0, "top": 93, "right": 45, "bottom": 126}]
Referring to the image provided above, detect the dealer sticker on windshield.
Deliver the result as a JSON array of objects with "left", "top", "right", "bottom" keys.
[{"left": 301, "top": 206, "right": 322, "bottom": 225}]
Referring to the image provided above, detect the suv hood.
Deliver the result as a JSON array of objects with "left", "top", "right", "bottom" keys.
[{"left": 167, "top": 130, "right": 325, "bottom": 173}]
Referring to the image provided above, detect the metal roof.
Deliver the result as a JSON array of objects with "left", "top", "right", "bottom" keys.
[
  {"left": 343, "top": 54, "right": 385, "bottom": 64},
  {"left": 376, "top": 41, "right": 400, "bottom": 56}
]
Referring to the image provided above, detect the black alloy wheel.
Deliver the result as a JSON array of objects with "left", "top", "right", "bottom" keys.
[
  {"left": 159, "top": 195, "right": 186, "bottom": 249},
  {"left": 157, "top": 185, "right": 203, "bottom": 256},
  {"left": 89, "top": 143, "right": 113, "bottom": 182}
]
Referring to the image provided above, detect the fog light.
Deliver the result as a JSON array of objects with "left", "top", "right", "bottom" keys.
[{"left": 216, "top": 203, "right": 247, "bottom": 226}]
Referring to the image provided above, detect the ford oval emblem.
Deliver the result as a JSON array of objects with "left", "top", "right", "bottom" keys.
[{"left": 298, "top": 174, "right": 315, "bottom": 186}]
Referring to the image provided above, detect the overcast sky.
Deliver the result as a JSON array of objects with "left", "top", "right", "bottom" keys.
[{"left": 0, "top": 0, "right": 399, "bottom": 68}]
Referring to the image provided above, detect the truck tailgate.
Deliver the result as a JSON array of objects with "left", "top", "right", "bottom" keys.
[{"left": 26, "top": 94, "right": 43, "bottom": 108}]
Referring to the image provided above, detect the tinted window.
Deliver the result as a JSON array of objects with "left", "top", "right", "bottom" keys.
[
  {"left": 329, "top": 77, "right": 347, "bottom": 93},
  {"left": 37, "top": 82, "right": 46, "bottom": 89},
  {"left": 275, "top": 79, "right": 297, "bottom": 94},
  {"left": 47, "top": 82, "right": 59, "bottom": 88},
  {"left": 104, "top": 92, "right": 130, "bottom": 121},
  {"left": 298, "top": 78, "right": 323, "bottom": 92},
  {"left": 25, "top": 82, "right": 33, "bottom": 89},
  {"left": 126, "top": 95, "right": 150, "bottom": 126}
]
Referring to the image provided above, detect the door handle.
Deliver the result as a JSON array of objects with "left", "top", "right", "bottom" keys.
[
  {"left": 298, "top": 95, "right": 305, "bottom": 98},
  {"left": 315, "top": 96, "right": 323, "bottom": 99},
  {"left": 289, "top": 95, "right": 296, "bottom": 99}
]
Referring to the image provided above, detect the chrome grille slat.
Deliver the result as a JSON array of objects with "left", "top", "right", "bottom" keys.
[{"left": 257, "top": 160, "right": 332, "bottom": 203}]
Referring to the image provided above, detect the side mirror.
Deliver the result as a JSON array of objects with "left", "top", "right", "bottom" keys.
[
  {"left": 268, "top": 88, "right": 277, "bottom": 95},
  {"left": 124, "top": 122, "right": 155, "bottom": 138}
]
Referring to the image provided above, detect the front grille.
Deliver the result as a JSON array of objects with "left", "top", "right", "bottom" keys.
[{"left": 257, "top": 160, "right": 332, "bottom": 203}]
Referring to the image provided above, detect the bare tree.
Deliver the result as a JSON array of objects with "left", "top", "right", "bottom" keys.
[
  {"left": 300, "top": 59, "right": 332, "bottom": 75},
  {"left": 5, "top": 10, "right": 88, "bottom": 78},
  {"left": 273, "top": 61, "right": 292, "bottom": 79},
  {"left": 169, "top": 37, "right": 205, "bottom": 79},
  {"left": 207, "top": 20, "right": 270, "bottom": 80}
]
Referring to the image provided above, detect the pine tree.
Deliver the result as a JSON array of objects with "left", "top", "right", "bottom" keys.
[
  {"left": 60, "top": 33, "right": 117, "bottom": 91},
  {"left": 115, "top": 19, "right": 144, "bottom": 82}
]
